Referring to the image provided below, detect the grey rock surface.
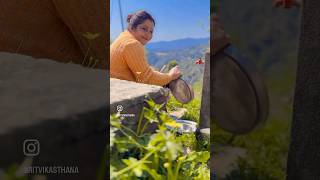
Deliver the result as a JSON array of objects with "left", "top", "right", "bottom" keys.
[
  {"left": 0, "top": 52, "right": 107, "bottom": 134},
  {"left": 110, "top": 78, "right": 167, "bottom": 132},
  {"left": 0, "top": 52, "right": 107, "bottom": 180},
  {"left": 110, "top": 78, "right": 164, "bottom": 110},
  {"left": 212, "top": 145, "right": 247, "bottom": 179}
]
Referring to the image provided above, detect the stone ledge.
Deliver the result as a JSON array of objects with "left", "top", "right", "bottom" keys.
[
  {"left": 110, "top": 78, "right": 165, "bottom": 111},
  {"left": 110, "top": 78, "right": 167, "bottom": 131}
]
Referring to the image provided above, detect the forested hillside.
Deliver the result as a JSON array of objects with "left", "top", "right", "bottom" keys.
[{"left": 147, "top": 39, "right": 209, "bottom": 84}]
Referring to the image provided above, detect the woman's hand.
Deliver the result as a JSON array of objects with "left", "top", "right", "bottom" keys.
[{"left": 168, "top": 66, "right": 181, "bottom": 80}]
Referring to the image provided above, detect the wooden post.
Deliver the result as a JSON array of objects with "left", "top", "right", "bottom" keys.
[{"left": 199, "top": 51, "right": 210, "bottom": 129}]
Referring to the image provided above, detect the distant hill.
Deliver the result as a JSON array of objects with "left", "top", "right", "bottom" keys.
[
  {"left": 147, "top": 44, "right": 208, "bottom": 68},
  {"left": 146, "top": 37, "right": 209, "bottom": 51},
  {"left": 146, "top": 38, "right": 209, "bottom": 84}
]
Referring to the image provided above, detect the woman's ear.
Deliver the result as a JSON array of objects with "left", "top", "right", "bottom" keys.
[{"left": 128, "top": 26, "right": 134, "bottom": 32}]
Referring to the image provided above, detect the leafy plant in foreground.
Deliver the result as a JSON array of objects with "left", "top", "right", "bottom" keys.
[{"left": 110, "top": 99, "right": 210, "bottom": 179}]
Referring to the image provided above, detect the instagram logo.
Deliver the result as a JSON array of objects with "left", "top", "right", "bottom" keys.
[{"left": 23, "top": 139, "right": 40, "bottom": 156}]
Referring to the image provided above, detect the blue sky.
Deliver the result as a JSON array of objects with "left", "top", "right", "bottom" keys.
[{"left": 110, "top": 0, "right": 210, "bottom": 42}]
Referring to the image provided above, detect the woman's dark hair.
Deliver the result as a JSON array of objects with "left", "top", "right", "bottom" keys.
[{"left": 127, "top": 10, "right": 155, "bottom": 29}]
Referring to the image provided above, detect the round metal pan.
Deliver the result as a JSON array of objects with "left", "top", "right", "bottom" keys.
[
  {"left": 168, "top": 78, "right": 194, "bottom": 104},
  {"left": 212, "top": 45, "right": 269, "bottom": 134}
]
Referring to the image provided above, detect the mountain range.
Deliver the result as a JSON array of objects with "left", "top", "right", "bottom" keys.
[{"left": 146, "top": 37, "right": 209, "bottom": 52}]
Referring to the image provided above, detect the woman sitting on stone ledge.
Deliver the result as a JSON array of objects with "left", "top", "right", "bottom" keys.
[{"left": 110, "top": 10, "right": 181, "bottom": 86}]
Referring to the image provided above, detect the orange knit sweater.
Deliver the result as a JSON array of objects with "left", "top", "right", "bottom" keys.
[{"left": 110, "top": 30, "right": 173, "bottom": 86}]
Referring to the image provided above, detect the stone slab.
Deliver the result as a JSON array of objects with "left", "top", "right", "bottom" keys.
[
  {"left": 0, "top": 52, "right": 107, "bottom": 134},
  {"left": 110, "top": 78, "right": 167, "bottom": 132},
  {"left": 0, "top": 52, "right": 107, "bottom": 179},
  {"left": 169, "top": 108, "right": 187, "bottom": 119},
  {"left": 212, "top": 145, "right": 247, "bottom": 179},
  {"left": 110, "top": 78, "right": 165, "bottom": 110}
]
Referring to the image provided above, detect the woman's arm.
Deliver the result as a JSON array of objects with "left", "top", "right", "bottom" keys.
[{"left": 123, "top": 41, "right": 173, "bottom": 86}]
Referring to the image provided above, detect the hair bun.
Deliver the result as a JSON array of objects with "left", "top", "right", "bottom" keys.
[
  {"left": 127, "top": 14, "right": 133, "bottom": 23},
  {"left": 126, "top": 11, "right": 155, "bottom": 29}
]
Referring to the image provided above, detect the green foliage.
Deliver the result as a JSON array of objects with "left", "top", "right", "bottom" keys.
[
  {"left": 79, "top": 32, "right": 101, "bottom": 68},
  {"left": 167, "top": 96, "right": 201, "bottom": 124},
  {"left": 192, "top": 80, "right": 203, "bottom": 98},
  {"left": 166, "top": 81, "right": 203, "bottom": 124},
  {"left": 225, "top": 158, "right": 278, "bottom": 180},
  {"left": 167, "top": 60, "right": 178, "bottom": 70},
  {"left": 2, "top": 164, "right": 27, "bottom": 180},
  {"left": 181, "top": 99, "right": 201, "bottom": 124},
  {"left": 110, "top": 98, "right": 210, "bottom": 179},
  {"left": 212, "top": 121, "right": 291, "bottom": 175},
  {"left": 212, "top": 116, "right": 290, "bottom": 180},
  {"left": 178, "top": 133, "right": 209, "bottom": 152},
  {"left": 166, "top": 95, "right": 182, "bottom": 112},
  {"left": 1, "top": 157, "right": 37, "bottom": 180}
]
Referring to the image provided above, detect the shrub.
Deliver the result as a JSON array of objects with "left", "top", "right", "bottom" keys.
[{"left": 110, "top": 99, "right": 210, "bottom": 179}]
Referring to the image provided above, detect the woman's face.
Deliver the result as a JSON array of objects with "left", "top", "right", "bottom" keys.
[{"left": 130, "top": 19, "right": 154, "bottom": 45}]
